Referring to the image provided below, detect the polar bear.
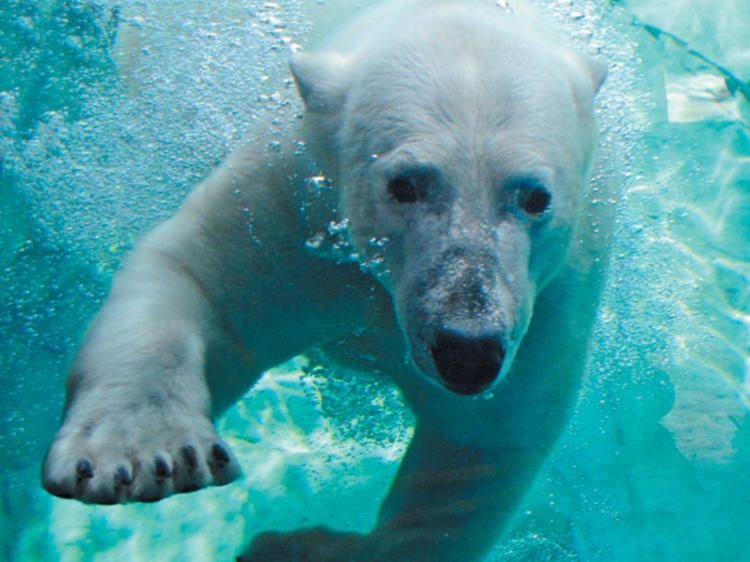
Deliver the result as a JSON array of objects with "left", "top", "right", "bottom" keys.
[{"left": 42, "top": 0, "right": 610, "bottom": 560}]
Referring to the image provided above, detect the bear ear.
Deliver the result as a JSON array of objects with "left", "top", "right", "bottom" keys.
[
  {"left": 559, "top": 50, "right": 607, "bottom": 111},
  {"left": 290, "top": 51, "right": 350, "bottom": 114},
  {"left": 581, "top": 54, "right": 607, "bottom": 96}
]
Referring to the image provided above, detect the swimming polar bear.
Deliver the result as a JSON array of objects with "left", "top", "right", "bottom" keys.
[{"left": 42, "top": 0, "right": 610, "bottom": 559}]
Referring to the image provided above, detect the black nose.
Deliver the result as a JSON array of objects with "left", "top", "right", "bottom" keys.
[{"left": 430, "top": 331, "right": 505, "bottom": 395}]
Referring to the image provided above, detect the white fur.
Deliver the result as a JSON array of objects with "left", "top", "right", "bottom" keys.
[{"left": 43, "top": 1, "right": 611, "bottom": 559}]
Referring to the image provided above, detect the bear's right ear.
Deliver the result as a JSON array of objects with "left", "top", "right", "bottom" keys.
[
  {"left": 290, "top": 51, "right": 350, "bottom": 114},
  {"left": 581, "top": 54, "right": 607, "bottom": 96}
]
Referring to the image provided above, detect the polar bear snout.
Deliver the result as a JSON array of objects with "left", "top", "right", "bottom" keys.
[{"left": 430, "top": 330, "right": 506, "bottom": 395}]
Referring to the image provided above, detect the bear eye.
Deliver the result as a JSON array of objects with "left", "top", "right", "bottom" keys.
[
  {"left": 521, "top": 186, "right": 551, "bottom": 216},
  {"left": 387, "top": 171, "right": 433, "bottom": 203}
]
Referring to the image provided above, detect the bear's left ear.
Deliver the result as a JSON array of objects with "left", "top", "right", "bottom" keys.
[{"left": 290, "top": 51, "right": 351, "bottom": 114}]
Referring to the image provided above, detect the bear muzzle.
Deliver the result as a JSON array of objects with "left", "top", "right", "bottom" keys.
[{"left": 430, "top": 330, "right": 506, "bottom": 395}]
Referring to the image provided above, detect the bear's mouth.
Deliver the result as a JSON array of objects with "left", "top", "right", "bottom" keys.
[{"left": 429, "top": 330, "right": 506, "bottom": 395}]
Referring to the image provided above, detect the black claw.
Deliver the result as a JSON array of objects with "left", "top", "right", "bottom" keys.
[
  {"left": 155, "top": 456, "right": 172, "bottom": 479},
  {"left": 76, "top": 459, "right": 93, "bottom": 482},
  {"left": 211, "top": 444, "right": 230, "bottom": 469},
  {"left": 182, "top": 445, "right": 198, "bottom": 472},
  {"left": 116, "top": 465, "right": 133, "bottom": 486}
]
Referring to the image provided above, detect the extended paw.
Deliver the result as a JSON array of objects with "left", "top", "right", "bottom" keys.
[
  {"left": 238, "top": 528, "right": 366, "bottom": 562},
  {"left": 42, "top": 406, "right": 241, "bottom": 504}
]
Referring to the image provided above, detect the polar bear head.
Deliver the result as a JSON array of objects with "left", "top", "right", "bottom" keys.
[{"left": 292, "top": 1, "right": 605, "bottom": 396}]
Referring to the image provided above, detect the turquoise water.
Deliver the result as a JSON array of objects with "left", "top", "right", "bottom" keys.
[{"left": 1, "top": 0, "right": 749, "bottom": 559}]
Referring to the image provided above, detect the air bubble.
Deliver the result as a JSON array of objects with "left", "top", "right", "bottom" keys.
[
  {"left": 328, "top": 218, "right": 351, "bottom": 235},
  {"left": 307, "top": 175, "right": 331, "bottom": 192},
  {"left": 368, "top": 236, "right": 390, "bottom": 248},
  {"left": 305, "top": 232, "right": 325, "bottom": 249}
]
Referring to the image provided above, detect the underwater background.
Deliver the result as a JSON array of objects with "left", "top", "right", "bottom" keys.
[{"left": 1, "top": 0, "right": 749, "bottom": 559}]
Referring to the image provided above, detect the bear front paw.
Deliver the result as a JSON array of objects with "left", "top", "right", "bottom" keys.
[{"left": 42, "top": 406, "right": 242, "bottom": 504}]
